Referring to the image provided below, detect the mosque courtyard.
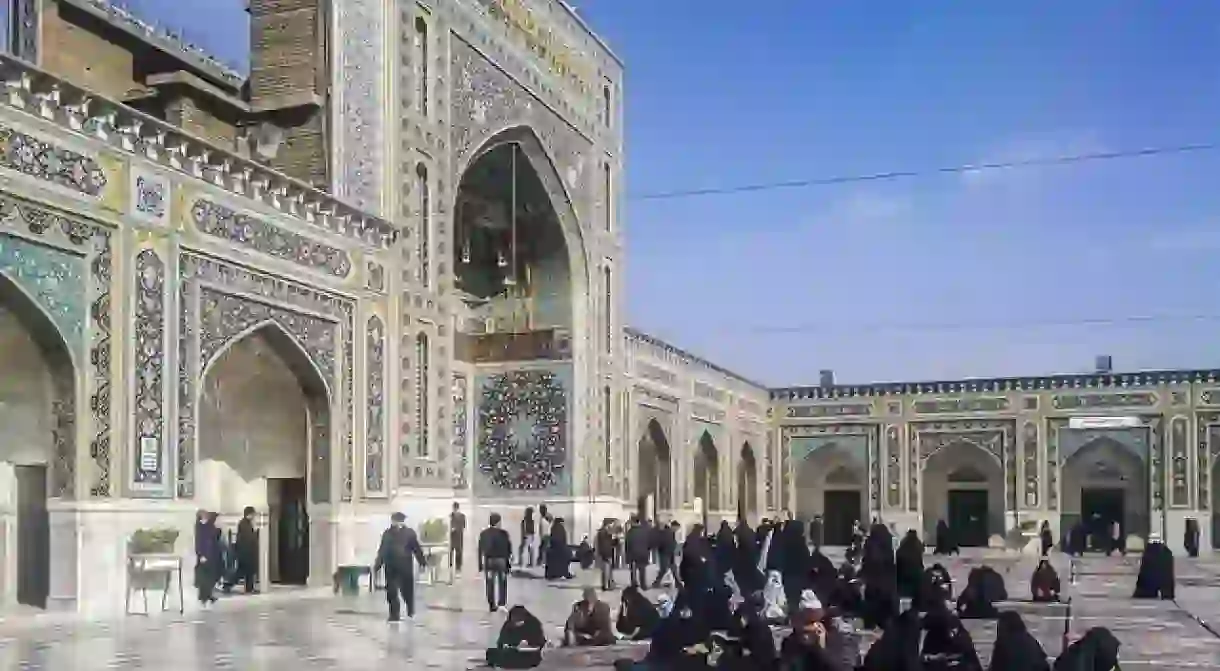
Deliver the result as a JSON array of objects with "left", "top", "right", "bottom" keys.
[{"left": 0, "top": 551, "right": 1217, "bottom": 670}]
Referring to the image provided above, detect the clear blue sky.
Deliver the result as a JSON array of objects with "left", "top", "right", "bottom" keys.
[{"left": 134, "top": 0, "right": 1220, "bottom": 385}]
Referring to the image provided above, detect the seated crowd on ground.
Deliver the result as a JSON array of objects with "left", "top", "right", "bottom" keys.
[{"left": 483, "top": 513, "right": 1171, "bottom": 670}]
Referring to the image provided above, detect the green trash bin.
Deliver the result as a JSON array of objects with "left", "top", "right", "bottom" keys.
[{"left": 335, "top": 565, "right": 368, "bottom": 596}]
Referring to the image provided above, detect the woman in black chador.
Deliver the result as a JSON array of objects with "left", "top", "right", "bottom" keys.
[
  {"left": 933, "top": 519, "right": 959, "bottom": 556},
  {"left": 989, "top": 610, "right": 1050, "bottom": 671},
  {"left": 545, "top": 518, "right": 573, "bottom": 580},
  {"left": 718, "top": 593, "right": 777, "bottom": 669},
  {"left": 487, "top": 606, "right": 546, "bottom": 669},
  {"left": 1031, "top": 560, "right": 1061, "bottom": 603},
  {"left": 956, "top": 566, "right": 1007, "bottom": 619},
  {"left": 732, "top": 518, "right": 762, "bottom": 594},
  {"left": 860, "top": 607, "right": 922, "bottom": 671},
  {"left": 780, "top": 518, "right": 812, "bottom": 610},
  {"left": 639, "top": 591, "right": 714, "bottom": 670},
  {"left": 616, "top": 586, "right": 660, "bottom": 641},
  {"left": 1132, "top": 536, "right": 1175, "bottom": 600},
  {"left": 1053, "top": 626, "right": 1120, "bottom": 671},
  {"left": 194, "top": 510, "right": 222, "bottom": 606},
  {"left": 1040, "top": 521, "right": 1054, "bottom": 557},
  {"left": 921, "top": 602, "right": 983, "bottom": 671},
  {"left": 913, "top": 563, "right": 953, "bottom": 612},
  {"left": 680, "top": 524, "right": 714, "bottom": 593},
  {"left": 895, "top": 530, "right": 925, "bottom": 599},
  {"left": 861, "top": 523, "right": 895, "bottom": 582},
  {"left": 713, "top": 521, "right": 736, "bottom": 581},
  {"left": 1185, "top": 518, "right": 1201, "bottom": 558}
]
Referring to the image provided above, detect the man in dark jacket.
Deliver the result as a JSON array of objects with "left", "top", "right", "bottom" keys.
[
  {"left": 624, "top": 516, "right": 651, "bottom": 590},
  {"left": 478, "top": 512, "right": 512, "bottom": 612},
  {"left": 375, "top": 512, "right": 428, "bottom": 621},
  {"left": 235, "top": 506, "right": 259, "bottom": 593},
  {"left": 449, "top": 502, "right": 467, "bottom": 575},
  {"left": 651, "top": 520, "right": 681, "bottom": 589},
  {"left": 595, "top": 519, "right": 616, "bottom": 591}
]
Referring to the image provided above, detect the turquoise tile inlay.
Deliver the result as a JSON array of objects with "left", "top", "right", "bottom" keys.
[{"left": 0, "top": 233, "right": 85, "bottom": 347}]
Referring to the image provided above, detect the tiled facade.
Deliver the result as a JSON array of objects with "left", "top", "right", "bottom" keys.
[{"left": 1, "top": 0, "right": 1217, "bottom": 620}]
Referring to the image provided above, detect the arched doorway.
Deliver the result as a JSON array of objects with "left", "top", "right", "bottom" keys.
[
  {"left": 794, "top": 443, "right": 867, "bottom": 545},
  {"left": 455, "top": 128, "right": 584, "bottom": 495},
  {"left": 198, "top": 323, "right": 329, "bottom": 586},
  {"left": 1062, "top": 437, "right": 1147, "bottom": 549},
  {"left": 737, "top": 443, "right": 758, "bottom": 519},
  {"left": 921, "top": 441, "right": 1004, "bottom": 546},
  {"left": 694, "top": 431, "right": 720, "bottom": 515},
  {"left": 0, "top": 272, "right": 74, "bottom": 608},
  {"left": 636, "top": 418, "right": 672, "bottom": 519}
]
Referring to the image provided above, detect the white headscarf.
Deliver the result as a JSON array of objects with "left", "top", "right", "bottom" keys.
[
  {"left": 799, "top": 590, "right": 822, "bottom": 611},
  {"left": 762, "top": 570, "right": 787, "bottom": 619},
  {"left": 656, "top": 592, "right": 674, "bottom": 618}
]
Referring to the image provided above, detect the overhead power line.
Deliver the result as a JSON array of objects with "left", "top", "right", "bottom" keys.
[
  {"left": 737, "top": 312, "right": 1220, "bottom": 336},
  {"left": 628, "top": 142, "right": 1220, "bottom": 202}
]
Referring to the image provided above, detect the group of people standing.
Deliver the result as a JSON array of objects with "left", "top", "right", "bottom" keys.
[{"left": 192, "top": 507, "right": 260, "bottom": 606}]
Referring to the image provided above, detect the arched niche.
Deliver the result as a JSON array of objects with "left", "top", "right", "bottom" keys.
[
  {"left": 453, "top": 126, "right": 588, "bottom": 350},
  {"left": 794, "top": 441, "right": 868, "bottom": 545},
  {"left": 738, "top": 442, "right": 758, "bottom": 518},
  {"left": 637, "top": 418, "right": 673, "bottom": 514},
  {"left": 921, "top": 440, "right": 1004, "bottom": 545},
  {"left": 198, "top": 322, "right": 330, "bottom": 586},
  {"left": 0, "top": 271, "right": 76, "bottom": 608},
  {"left": 1061, "top": 436, "right": 1148, "bottom": 542},
  {"left": 694, "top": 431, "right": 720, "bottom": 512}
]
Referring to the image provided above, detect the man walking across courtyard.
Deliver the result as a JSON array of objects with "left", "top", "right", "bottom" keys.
[
  {"left": 479, "top": 512, "right": 513, "bottom": 612},
  {"left": 450, "top": 502, "right": 467, "bottom": 575},
  {"left": 375, "top": 512, "right": 427, "bottom": 622}
]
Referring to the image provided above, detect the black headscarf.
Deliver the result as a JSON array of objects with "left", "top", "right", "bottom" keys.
[
  {"left": 862, "top": 523, "right": 895, "bottom": 582},
  {"left": 956, "top": 566, "right": 1007, "bottom": 619},
  {"left": 714, "top": 521, "right": 736, "bottom": 575},
  {"left": 1133, "top": 540, "right": 1175, "bottom": 600},
  {"left": 861, "top": 607, "right": 921, "bottom": 671},
  {"left": 896, "top": 530, "right": 925, "bottom": 598},
  {"left": 617, "top": 586, "right": 660, "bottom": 641},
  {"left": 990, "top": 610, "right": 1049, "bottom": 671},
  {"left": 934, "top": 519, "right": 957, "bottom": 555},
  {"left": 498, "top": 605, "right": 546, "bottom": 649},
  {"left": 1054, "top": 627, "right": 1120, "bottom": 671},
  {"left": 922, "top": 603, "right": 983, "bottom": 671},
  {"left": 733, "top": 520, "right": 762, "bottom": 593},
  {"left": 1031, "top": 560, "right": 1061, "bottom": 602},
  {"left": 728, "top": 593, "right": 778, "bottom": 667},
  {"left": 913, "top": 563, "right": 952, "bottom": 612},
  {"left": 646, "top": 590, "right": 712, "bottom": 664}
]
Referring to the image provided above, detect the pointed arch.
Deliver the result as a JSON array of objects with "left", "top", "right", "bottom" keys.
[
  {"left": 197, "top": 320, "right": 331, "bottom": 510},
  {"left": 921, "top": 439, "right": 1005, "bottom": 544},
  {"left": 1062, "top": 435, "right": 1149, "bottom": 541},
  {"left": 455, "top": 125, "right": 590, "bottom": 295},
  {"left": 694, "top": 430, "right": 720, "bottom": 511},
  {"left": 0, "top": 270, "right": 77, "bottom": 499},
  {"left": 637, "top": 417, "right": 673, "bottom": 513},
  {"left": 200, "top": 319, "right": 331, "bottom": 400},
  {"left": 738, "top": 442, "right": 758, "bottom": 518}
]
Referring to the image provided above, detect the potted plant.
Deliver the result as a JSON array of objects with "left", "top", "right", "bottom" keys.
[
  {"left": 420, "top": 518, "right": 447, "bottom": 545},
  {"left": 129, "top": 528, "right": 180, "bottom": 556}
]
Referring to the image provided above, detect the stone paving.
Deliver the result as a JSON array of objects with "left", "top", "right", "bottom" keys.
[{"left": 0, "top": 552, "right": 1219, "bottom": 669}]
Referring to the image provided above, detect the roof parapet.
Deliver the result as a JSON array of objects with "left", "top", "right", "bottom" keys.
[
  {"left": 0, "top": 55, "right": 398, "bottom": 248},
  {"left": 60, "top": 0, "right": 246, "bottom": 88}
]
